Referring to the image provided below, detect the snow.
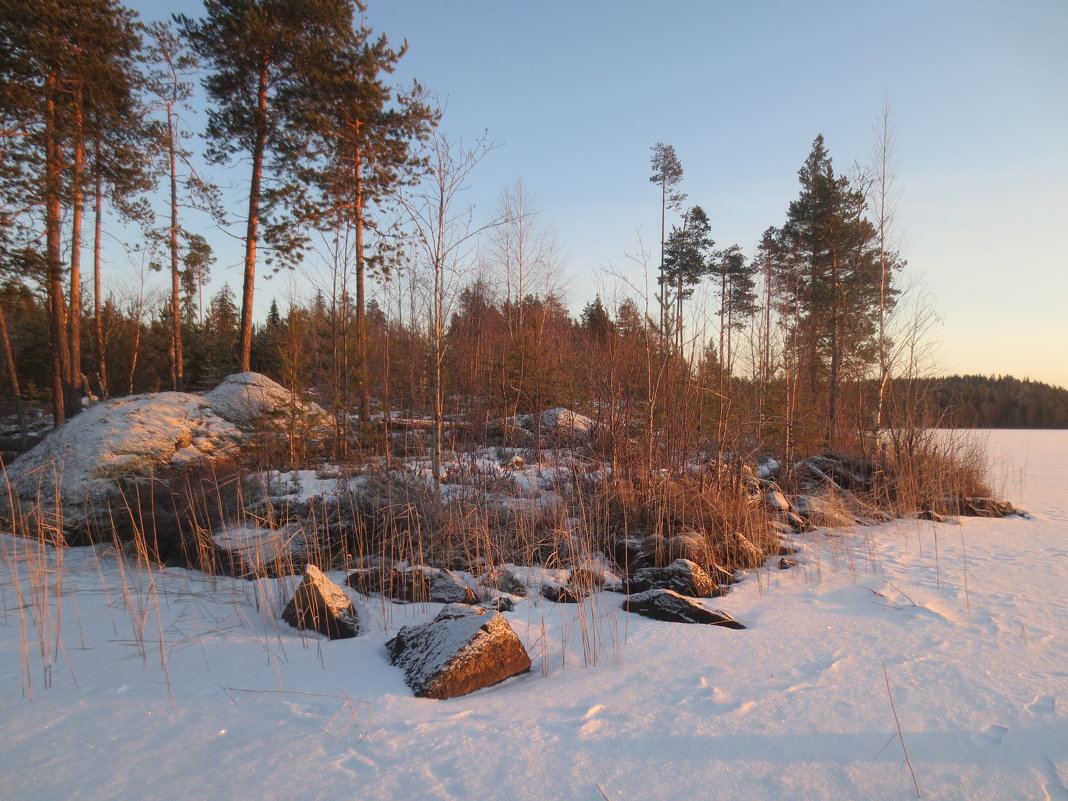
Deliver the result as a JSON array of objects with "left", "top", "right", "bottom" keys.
[{"left": 2, "top": 429, "right": 1067, "bottom": 800}]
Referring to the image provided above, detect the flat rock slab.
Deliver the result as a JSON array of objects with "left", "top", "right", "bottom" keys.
[
  {"left": 387, "top": 604, "right": 531, "bottom": 699},
  {"left": 624, "top": 589, "right": 745, "bottom": 629},
  {"left": 282, "top": 565, "right": 359, "bottom": 640}
]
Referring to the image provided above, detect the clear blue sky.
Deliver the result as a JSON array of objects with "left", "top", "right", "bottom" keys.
[{"left": 134, "top": 0, "right": 1068, "bottom": 387}]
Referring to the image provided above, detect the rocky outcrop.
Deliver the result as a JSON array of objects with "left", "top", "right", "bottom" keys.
[
  {"left": 282, "top": 565, "right": 359, "bottom": 640},
  {"left": 629, "top": 558, "right": 725, "bottom": 598},
  {"left": 202, "top": 371, "right": 327, "bottom": 429},
  {"left": 386, "top": 604, "right": 532, "bottom": 699},
  {"left": 623, "top": 589, "right": 745, "bottom": 628}
]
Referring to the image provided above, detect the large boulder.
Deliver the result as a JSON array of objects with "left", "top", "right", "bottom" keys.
[
  {"left": 282, "top": 565, "right": 359, "bottom": 640},
  {"left": 624, "top": 589, "right": 745, "bottom": 628},
  {"left": 4, "top": 391, "right": 240, "bottom": 513},
  {"left": 629, "top": 558, "right": 725, "bottom": 598},
  {"left": 2, "top": 373, "right": 325, "bottom": 539},
  {"left": 386, "top": 604, "right": 532, "bottom": 699}
]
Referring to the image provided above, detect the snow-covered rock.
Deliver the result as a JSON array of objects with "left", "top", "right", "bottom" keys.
[
  {"left": 505, "top": 407, "right": 595, "bottom": 442},
  {"left": 386, "top": 604, "right": 531, "bottom": 699},
  {"left": 2, "top": 373, "right": 324, "bottom": 537},
  {"left": 4, "top": 391, "right": 242, "bottom": 516},
  {"left": 202, "top": 372, "right": 326, "bottom": 429}
]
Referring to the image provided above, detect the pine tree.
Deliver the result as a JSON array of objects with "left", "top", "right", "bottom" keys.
[
  {"left": 178, "top": 0, "right": 355, "bottom": 373},
  {"left": 714, "top": 243, "right": 757, "bottom": 377},
  {"left": 288, "top": 10, "right": 437, "bottom": 426},
  {"left": 662, "top": 205, "right": 715, "bottom": 350},
  {"left": 766, "top": 135, "right": 887, "bottom": 448},
  {"left": 648, "top": 142, "right": 685, "bottom": 339},
  {"left": 144, "top": 20, "right": 223, "bottom": 391}
]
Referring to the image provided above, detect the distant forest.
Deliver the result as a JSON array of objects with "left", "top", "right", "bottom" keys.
[{"left": 916, "top": 375, "right": 1068, "bottom": 429}]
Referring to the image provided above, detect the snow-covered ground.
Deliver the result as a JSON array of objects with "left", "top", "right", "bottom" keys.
[{"left": 2, "top": 430, "right": 1066, "bottom": 801}]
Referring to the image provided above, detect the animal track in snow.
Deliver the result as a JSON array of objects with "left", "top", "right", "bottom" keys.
[
  {"left": 972, "top": 724, "right": 1008, "bottom": 746},
  {"left": 1028, "top": 695, "right": 1057, "bottom": 715}
]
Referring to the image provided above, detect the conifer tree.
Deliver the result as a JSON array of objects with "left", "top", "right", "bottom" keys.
[
  {"left": 144, "top": 20, "right": 222, "bottom": 391},
  {"left": 648, "top": 142, "right": 685, "bottom": 339},
  {"left": 179, "top": 0, "right": 355, "bottom": 373},
  {"left": 766, "top": 135, "right": 887, "bottom": 448},
  {"left": 662, "top": 204, "right": 714, "bottom": 350},
  {"left": 284, "top": 6, "right": 437, "bottom": 426}
]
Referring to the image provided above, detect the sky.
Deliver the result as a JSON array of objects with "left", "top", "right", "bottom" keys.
[{"left": 131, "top": 0, "right": 1068, "bottom": 388}]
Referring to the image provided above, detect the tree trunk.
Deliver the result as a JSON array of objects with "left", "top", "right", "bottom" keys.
[
  {"left": 354, "top": 135, "right": 370, "bottom": 430},
  {"left": 168, "top": 102, "right": 183, "bottom": 390},
  {"left": 238, "top": 60, "right": 269, "bottom": 374},
  {"left": 45, "top": 72, "right": 74, "bottom": 426},
  {"left": 93, "top": 147, "right": 108, "bottom": 398},
  {"left": 827, "top": 254, "right": 842, "bottom": 448},
  {"left": 68, "top": 93, "right": 85, "bottom": 407}
]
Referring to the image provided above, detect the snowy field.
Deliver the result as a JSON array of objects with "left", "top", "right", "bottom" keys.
[{"left": 2, "top": 429, "right": 1066, "bottom": 801}]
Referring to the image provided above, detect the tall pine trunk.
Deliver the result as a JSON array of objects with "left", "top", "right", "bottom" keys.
[
  {"left": 92, "top": 152, "right": 108, "bottom": 399},
  {"left": 353, "top": 133, "right": 370, "bottom": 429},
  {"left": 45, "top": 72, "right": 76, "bottom": 426},
  {"left": 68, "top": 94, "right": 85, "bottom": 402},
  {"left": 167, "top": 103, "right": 183, "bottom": 390},
  {"left": 238, "top": 61, "right": 269, "bottom": 374}
]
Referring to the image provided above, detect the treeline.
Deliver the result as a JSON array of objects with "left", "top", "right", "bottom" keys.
[{"left": 916, "top": 375, "right": 1068, "bottom": 429}]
